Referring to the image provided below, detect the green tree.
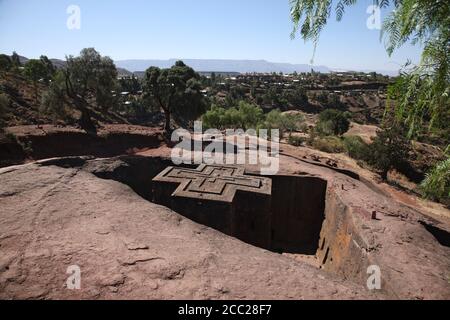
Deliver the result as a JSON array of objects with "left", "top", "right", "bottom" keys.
[
  {"left": 11, "top": 51, "right": 21, "bottom": 68},
  {"left": 40, "top": 72, "right": 70, "bottom": 123},
  {"left": 143, "top": 61, "right": 205, "bottom": 132},
  {"left": 42, "top": 48, "right": 117, "bottom": 134},
  {"left": 23, "top": 59, "right": 47, "bottom": 103},
  {"left": 343, "top": 135, "right": 370, "bottom": 160},
  {"left": 237, "top": 101, "right": 264, "bottom": 130},
  {"left": 119, "top": 76, "right": 141, "bottom": 94},
  {"left": 259, "top": 109, "right": 304, "bottom": 138},
  {"left": 202, "top": 104, "right": 225, "bottom": 129},
  {"left": 282, "top": 112, "right": 305, "bottom": 136},
  {"left": 290, "top": 0, "right": 449, "bottom": 137},
  {"left": 367, "top": 124, "right": 411, "bottom": 180},
  {"left": 282, "top": 86, "right": 308, "bottom": 107},
  {"left": 39, "top": 55, "right": 56, "bottom": 83},
  {"left": 0, "top": 54, "right": 12, "bottom": 72},
  {"left": 421, "top": 160, "right": 450, "bottom": 203},
  {"left": 316, "top": 109, "right": 350, "bottom": 136},
  {"left": 202, "top": 102, "right": 263, "bottom": 130},
  {"left": 0, "top": 93, "right": 10, "bottom": 129},
  {"left": 420, "top": 146, "right": 450, "bottom": 204}
]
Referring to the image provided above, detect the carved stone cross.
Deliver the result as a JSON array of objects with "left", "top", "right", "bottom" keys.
[{"left": 152, "top": 164, "right": 272, "bottom": 248}]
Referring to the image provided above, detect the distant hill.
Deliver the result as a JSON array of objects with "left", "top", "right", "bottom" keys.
[
  {"left": 6, "top": 54, "right": 397, "bottom": 76},
  {"left": 115, "top": 59, "right": 330, "bottom": 74}
]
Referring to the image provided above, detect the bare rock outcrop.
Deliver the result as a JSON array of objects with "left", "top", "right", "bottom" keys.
[{"left": 0, "top": 161, "right": 379, "bottom": 299}]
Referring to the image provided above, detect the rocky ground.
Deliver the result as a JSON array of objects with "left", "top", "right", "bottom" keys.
[
  {"left": 0, "top": 159, "right": 380, "bottom": 300},
  {"left": 0, "top": 125, "right": 449, "bottom": 300}
]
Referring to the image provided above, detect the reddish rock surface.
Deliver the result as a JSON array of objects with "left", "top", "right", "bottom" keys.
[
  {"left": 0, "top": 126, "right": 449, "bottom": 300},
  {"left": 0, "top": 161, "right": 380, "bottom": 300}
]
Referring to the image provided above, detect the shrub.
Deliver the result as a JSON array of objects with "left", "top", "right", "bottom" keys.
[
  {"left": 40, "top": 81, "right": 71, "bottom": 122},
  {"left": 202, "top": 102, "right": 263, "bottom": 130},
  {"left": 288, "top": 135, "right": 306, "bottom": 146},
  {"left": 420, "top": 147, "right": 450, "bottom": 204},
  {"left": 0, "top": 54, "right": 12, "bottom": 72},
  {"left": 0, "top": 93, "right": 10, "bottom": 128},
  {"left": 311, "top": 136, "right": 345, "bottom": 153},
  {"left": 202, "top": 102, "right": 304, "bottom": 139},
  {"left": 202, "top": 104, "right": 227, "bottom": 129},
  {"left": 343, "top": 135, "right": 370, "bottom": 160},
  {"left": 0, "top": 93, "right": 9, "bottom": 111},
  {"left": 420, "top": 158, "right": 450, "bottom": 204},
  {"left": 316, "top": 109, "right": 350, "bottom": 136},
  {"left": 365, "top": 124, "right": 411, "bottom": 180},
  {"left": 237, "top": 101, "right": 264, "bottom": 130},
  {"left": 261, "top": 110, "right": 304, "bottom": 137},
  {"left": 281, "top": 113, "right": 304, "bottom": 136}
]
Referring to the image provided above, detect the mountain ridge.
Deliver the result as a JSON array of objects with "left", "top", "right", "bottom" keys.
[
  {"left": 115, "top": 58, "right": 330, "bottom": 74},
  {"left": 6, "top": 54, "right": 398, "bottom": 76}
]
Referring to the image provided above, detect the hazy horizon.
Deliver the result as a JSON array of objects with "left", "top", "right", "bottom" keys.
[{"left": 0, "top": 0, "right": 422, "bottom": 73}]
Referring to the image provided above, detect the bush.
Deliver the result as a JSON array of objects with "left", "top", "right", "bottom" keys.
[
  {"left": 202, "top": 104, "right": 226, "bottom": 129},
  {"left": 311, "top": 136, "right": 345, "bottom": 153},
  {"left": 0, "top": 93, "right": 10, "bottom": 128},
  {"left": 0, "top": 93, "right": 9, "bottom": 112},
  {"left": 202, "top": 102, "right": 263, "bottom": 130},
  {"left": 40, "top": 81, "right": 70, "bottom": 122},
  {"left": 202, "top": 102, "right": 304, "bottom": 139},
  {"left": 238, "top": 101, "right": 264, "bottom": 129},
  {"left": 288, "top": 135, "right": 306, "bottom": 146},
  {"left": 420, "top": 148, "right": 450, "bottom": 204},
  {"left": 260, "top": 110, "right": 304, "bottom": 137},
  {"left": 281, "top": 112, "right": 304, "bottom": 136},
  {"left": 421, "top": 158, "right": 450, "bottom": 203},
  {"left": 365, "top": 124, "right": 411, "bottom": 180},
  {"left": 343, "top": 135, "right": 370, "bottom": 160},
  {"left": 316, "top": 109, "right": 350, "bottom": 136},
  {"left": 0, "top": 54, "right": 12, "bottom": 72},
  {"left": 281, "top": 86, "right": 308, "bottom": 107}
]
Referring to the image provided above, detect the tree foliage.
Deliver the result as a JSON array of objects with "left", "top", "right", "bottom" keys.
[
  {"left": 0, "top": 54, "right": 12, "bottom": 72},
  {"left": 0, "top": 93, "right": 10, "bottom": 128},
  {"left": 23, "top": 59, "right": 48, "bottom": 102},
  {"left": 420, "top": 146, "right": 450, "bottom": 204},
  {"left": 40, "top": 71, "right": 70, "bottom": 122},
  {"left": 39, "top": 55, "right": 56, "bottom": 83},
  {"left": 143, "top": 61, "right": 205, "bottom": 131},
  {"left": 366, "top": 123, "right": 411, "bottom": 180},
  {"left": 11, "top": 51, "right": 21, "bottom": 68},
  {"left": 290, "top": 0, "right": 449, "bottom": 137},
  {"left": 316, "top": 108, "right": 350, "bottom": 136},
  {"left": 261, "top": 109, "right": 304, "bottom": 137},
  {"left": 202, "top": 102, "right": 304, "bottom": 138},
  {"left": 202, "top": 101, "right": 264, "bottom": 130},
  {"left": 342, "top": 135, "right": 370, "bottom": 160},
  {"left": 41, "top": 48, "right": 117, "bottom": 133},
  {"left": 24, "top": 59, "right": 47, "bottom": 82},
  {"left": 119, "top": 76, "right": 141, "bottom": 94},
  {"left": 311, "top": 135, "right": 345, "bottom": 153}
]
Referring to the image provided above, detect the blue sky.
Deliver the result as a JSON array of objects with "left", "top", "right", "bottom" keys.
[{"left": 0, "top": 0, "right": 421, "bottom": 72}]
